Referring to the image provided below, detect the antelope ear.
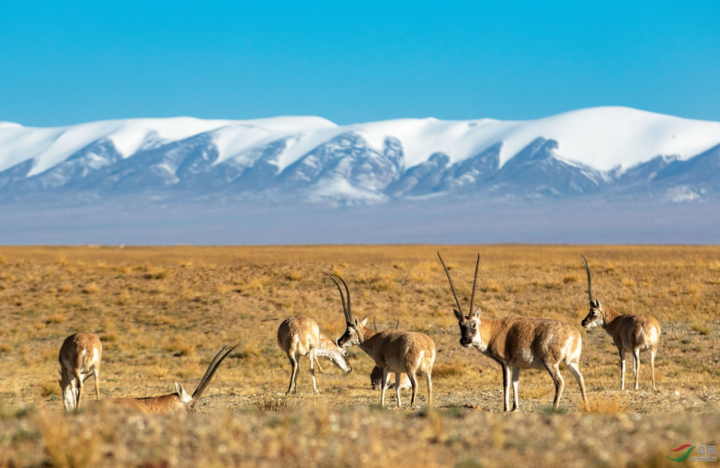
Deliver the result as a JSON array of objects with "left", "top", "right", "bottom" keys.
[
  {"left": 453, "top": 309, "right": 463, "bottom": 320},
  {"left": 360, "top": 315, "right": 369, "bottom": 327},
  {"left": 473, "top": 309, "right": 481, "bottom": 319},
  {"left": 175, "top": 382, "right": 190, "bottom": 400},
  {"left": 354, "top": 317, "right": 359, "bottom": 326}
]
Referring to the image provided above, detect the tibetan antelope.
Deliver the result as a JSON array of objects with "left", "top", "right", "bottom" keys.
[
  {"left": 277, "top": 315, "right": 352, "bottom": 395},
  {"left": 58, "top": 333, "right": 102, "bottom": 411},
  {"left": 369, "top": 318, "right": 410, "bottom": 391},
  {"left": 327, "top": 273, "right": 436, "bottom": 408},
  {"left": 581, "top": 255, "right": 661, "bottom": 390},
  {"left": 438, "top": 253, "right": 588, "bottom": 411},
  {"left": 105, "top": 338, "right": 241, "bottom": 414}
]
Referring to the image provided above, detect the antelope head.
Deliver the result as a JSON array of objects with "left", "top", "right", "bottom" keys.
[
  {"left": 180, "top": 337, "right": 242, "bottom": 411},
  {"left": 323, "top": 272, "right": 368, "bottom": 349},
  {"left": 59, "top": 370, "right": 75, "bottom": 410},
  {"left": 325, "top": 338, "right": 352, "bottom": 374},
  {"left": 370, "top": 366, "right": 383, "bottom": 390},
  {"left": 580, "top": 255, "right": 604, "bottom": 329},
  {"left": 438, "top": 252, "right": 482, "bottom": 349}
]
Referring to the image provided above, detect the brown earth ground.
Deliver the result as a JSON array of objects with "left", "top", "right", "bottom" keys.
[{"left": 0, "top": 245, "right": 719, "bottom": 467}]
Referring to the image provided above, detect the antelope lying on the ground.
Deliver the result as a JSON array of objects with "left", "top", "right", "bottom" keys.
[
  {"left": 105, "top": 338, "right": 241, "bottom": 414},
  {"left": 327, "top": 273, "right": 435, "bottom": 407},
  {"left": 581, "top": 255, "right": 661, "bottom": 390},
  {"left": 438, "top": 253, "right": 588, "bottom": 411},
  {"left": 58, "top": 333, "right": 102, "bottom": 411},
  {"left": 277, "top": 315, "right": 352, "bottom": 394},
  {"left": 370, "top": 366, "right": 412, "bottom": 391}
]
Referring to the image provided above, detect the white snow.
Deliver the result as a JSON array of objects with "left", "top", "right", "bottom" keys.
[
  {"left": 333, "top": 107, "right": 720, "bottom": 171},
  {"left": 1, "top": 107, "right": 719, "bottom": 177}
]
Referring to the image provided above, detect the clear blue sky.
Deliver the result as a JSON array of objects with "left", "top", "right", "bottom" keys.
[{"left": 2, "top": 1, "right": 719, "bottom": 127}]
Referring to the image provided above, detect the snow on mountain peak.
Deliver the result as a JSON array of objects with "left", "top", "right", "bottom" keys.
[{"left": 1, "top": 107, "right": 719, "bottom": 183}]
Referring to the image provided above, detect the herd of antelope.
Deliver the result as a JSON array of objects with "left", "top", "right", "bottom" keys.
[{"left": 55, "top": 254, "right": 661, "bottom": 413}]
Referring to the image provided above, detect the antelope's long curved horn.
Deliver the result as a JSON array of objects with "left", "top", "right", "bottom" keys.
[
  {"left": 395, "top": 319, "right": 400, "bottom": 330},
  {"left": 323, "top": 272, "right": 351, "bottom": 323},
  {"left": 468, "top": 253, "right": 480, "bottom": 316},
  {"left": 581, "top": 255, "right": 594, "bottom": 304},
  {"left": 336, "top": 275, "right": 352, "bottom": 320},
  {"left": 373, "top": 316, "right": 378, "bottom": 332},
  {"left": 437, "top": 252, "right": 464, "bottom": 315},
  {"left": 190, "top": 338, "right": 243, "bottom": 407}
]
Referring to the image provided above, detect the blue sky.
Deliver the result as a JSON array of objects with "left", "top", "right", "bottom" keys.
[{"left": 1, "top": 1, "right": 719, "bottom": 126}]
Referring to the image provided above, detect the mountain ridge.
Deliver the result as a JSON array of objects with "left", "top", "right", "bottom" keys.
[{"left": 2, "top": 107, "right": 720, "bottom": 204}]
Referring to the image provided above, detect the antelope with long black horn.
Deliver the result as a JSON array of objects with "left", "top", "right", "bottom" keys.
[
  {"left": 104, "top": 338, "right": 242, "bottom": 413},
  {"left": 438, "top": 252, "right": 588, "bottom": 411},
  {"left": 580, "top": 255, "right": 661, "bottom": 390},
  {"left": 327, "top": 273, "right": 435, "bottom": 408}
]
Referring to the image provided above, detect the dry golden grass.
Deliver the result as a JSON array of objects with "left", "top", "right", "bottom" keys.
[
  {"left": 0, "top": 245, "right": 719, "bottom": 467},
  {"left": 580, "top": 393, "right": 628, "bottom": 414}
]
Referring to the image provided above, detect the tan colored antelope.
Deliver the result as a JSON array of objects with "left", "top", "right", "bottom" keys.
[
  {"left": 438, "top": 253, "right": 588, "bottom": 411},
  {"left": 581, "top": 255, "right": 661, "bottom": 390},
  {"left": 58, "top": 332, "right": 102, "bottom": 411},
  {"left": 327, "top": 273, "right": 436, "bottom": 408},
  {"left": 105, "top": 338, "right": 240, "bottom": 414},
  {"left": 277, "top": 315, "right": 352, "bottom": 395},
  {"left": 368, "top": 318, "right": 410, "bottom": 391}
]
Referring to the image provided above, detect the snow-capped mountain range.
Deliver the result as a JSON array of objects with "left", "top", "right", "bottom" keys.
[{"left": 2, "top": 106, "right": 720, "bottom": 204}]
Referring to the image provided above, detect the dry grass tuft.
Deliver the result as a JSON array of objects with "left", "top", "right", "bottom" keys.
[
  {"left": 691, "top": 323, "right": 712, "bottom": 336},
  {"left": 622, "top": 278, "right": 636, "bottom": 288},
  {"left": 165, "top": 336, "right": 195, "bottom": 356},
  {"left": 48, "top": 314, "right": 66, "bottom": 324},
  {"left": 34, "top": 409, "right": 101, "bottom": 468},
  {"left": 433, "top": 363, "right": 467, "bottom": 379},
  {"left": 144, "top": 269, "right": 169, "bottom": 280},
  {"left": 563, "top": 275, "right": 579, "bottom": 284},
  {"left": 254, "top": 395, "right": 303, "bottom": 412},
  {"left": 580, "top": 394, "right": 628, "bottom": 414},
  {"left": 100, "top": 331, "right": 119, "bottom": 342},
  {"left": 286, "top": 271, "right": 303, "bottom": 281},
  {"left": 82, "top": 282, "right": 99, "bottom": 294},
  {"left": 40, "top": 382, "right": 59, "bottom": 397}
]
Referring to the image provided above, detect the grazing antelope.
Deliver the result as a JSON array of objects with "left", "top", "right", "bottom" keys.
[
  {"left": 105, "top": 338, "right": 241, "bottom": 414},
  {"left": 58, "top": 332, "right": 102, "bottom": 411},
  {"left": 327, "top": 273, "right": 436, "bottom": 407},
  {"left": 580, "top": 255, "right": 661, "bottom": 390},
  {"left": 370, "top": 366, "right": 412, "bottom": 391},
  {"left": 277, "top": 315, "right": 352, "bottom": 395},
  {"left": 438, "top": 253, "right": 588, "bottom": 411}
]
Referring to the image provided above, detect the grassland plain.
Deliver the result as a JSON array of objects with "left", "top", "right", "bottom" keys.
[{"left": 0, "top": 245, "right": 718, "bottom": 467}]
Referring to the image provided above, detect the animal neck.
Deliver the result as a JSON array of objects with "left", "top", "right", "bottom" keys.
[
  {"left": 478, "top": 317, "right": 499, "bottom": 349},
  {"left": 356, "top": 324, "right": 379, "bottom": 354},
  {"left": 316, "top": 334, "right": 341, "bottom": 359},
  {"left": 602, "top": 308, "right": 622, "bottom": 332}
]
